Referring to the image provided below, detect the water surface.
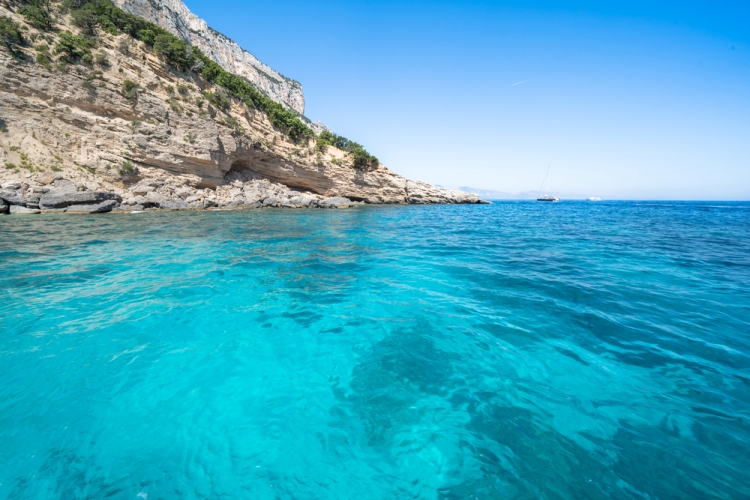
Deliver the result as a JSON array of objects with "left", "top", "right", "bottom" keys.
[{"left": 1, "top": 201, "right": 749, "bottom": 499}]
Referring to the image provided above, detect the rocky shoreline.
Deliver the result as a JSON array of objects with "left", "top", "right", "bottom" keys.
[
  {"left": 1, "top": 1, "right": 488, "bottom": 212},
  {"left": 0, "top": 175, "right": 356, "bottom": 214},
  {"left": 1, "top": 174, "right": 488, "bottom": 215}
]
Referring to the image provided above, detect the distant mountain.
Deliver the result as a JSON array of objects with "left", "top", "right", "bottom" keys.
[{"left": 459, "top": 187, "right": 539, "bottom": 200}]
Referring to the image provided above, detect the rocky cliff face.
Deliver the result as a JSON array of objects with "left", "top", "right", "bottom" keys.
[
  {"left": 0, "top": 4, "right": 484, "bottom": 214},
  {"left": 111, "top": 0, "right": 306, "bottom": 114}
]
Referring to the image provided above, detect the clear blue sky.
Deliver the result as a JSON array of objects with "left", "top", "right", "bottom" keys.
[{"left": 185, "top": 0, "right": 749, "bottom": 199}]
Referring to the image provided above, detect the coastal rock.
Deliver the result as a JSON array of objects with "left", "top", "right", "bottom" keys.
[
  {"left": 38, "top": 191, "right": 122, "bottom": 210},
  {"left": 175, "top": 187, "right": 195, "bottom": 199},
  {"left": 131, "top": 184, "right": 156, "bottom": 196},
  {"left": 112, "top": 0, "right": 306, "bottom": 115},
  {"left": 0, "top": 200, "right": 7, "bottom": 214},
  {"left": 65, "top": 200, "right": 119, "bottom": 213},
  {"left": 0, "top": 190, "right": 26, "bottom": 206},
  {"left": 9, "top": 205, "right": 41, "bottom": 214},
  {"left": 53, "top": 179, "right": 78, "bottom": 193},
  {"left": 160, "top": 198, "right": 189, "bottom": 210},
  {"left": 288, "top": 194, "right": 319, "bottom": 207},
  {"left": 320, "top": 197, "right": 356, "bottom": 208},
  {"left": 36, "top": 175, "right": 55, "bottom": 186},
  {"left": 0, "top": 4, "right": 487, "bottom": 211}
]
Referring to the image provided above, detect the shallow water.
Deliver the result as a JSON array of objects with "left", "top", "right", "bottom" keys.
[{"left": 1, "top": 201, "right": 749, "bottom": 499}]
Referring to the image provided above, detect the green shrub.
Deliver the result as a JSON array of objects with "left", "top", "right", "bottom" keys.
[
  {"left": 50, "top": 165, "right": 61, "bottom": 171},
  {"left": 19, "top": 1, "right": 55, "bottom": 31},
  {"left": 54, "top": 30, "right": 96, "bottom": 63},
  {"left": 94, "top": 49, "right": 108, "bottom": 66},
  {"left": 177, "top": 84, "right": 190, "bottom": 95},
  {"left": 4, "top": 162, "right": 17, "bottom": 169},
  {"left": 71, "top": 7, "right": 98, "bottom": 35},
  {"left": 222, "top": 115, "right": 240, "bottom": 129},
  {"left": 153, "top": 34, "right": 194, "bottom": 71},
  {"left": 184, "top": 132, "right": 196, "bottom": 144},
  {"left": 122, "top": 79, "right": 140, "bottom": 104},
  {"left": 36, "top": 50, "right": 52, "bottom": 69},
  {"left": 48, "top": 0, "right": 372, "bottom": 151},
  {"left": 81, "top": 69, "right": 102, "bottom": 90},
  {"left": 118, "top": 160, "right": 137, "bottom": 176},
  {"left": 0, "top": 16, "right": 25, "bottom": 54},
  {"left": 168, "top": 99, "right": 183, "bottom": 114},
  {"left": 203, "top": 89, "right": 230, "bottom": 111},
  {"left": 316, "top": 130, "right": 378, "bottom": 169}
]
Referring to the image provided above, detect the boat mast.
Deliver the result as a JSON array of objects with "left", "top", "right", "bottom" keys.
[{"left": 539, "top": 164, "right": 551, "bottom": 197}]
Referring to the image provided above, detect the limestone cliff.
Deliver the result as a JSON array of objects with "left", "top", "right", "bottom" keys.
[
  {"left": 0, "top": 1, "right": 484, "bottom": 213},
  {"left": 111, "top": 0, "right": 305, "bottom": 114}
]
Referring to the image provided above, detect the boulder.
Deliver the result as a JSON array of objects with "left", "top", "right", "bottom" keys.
[
  {"left": 39, "top": 191, "right": 122, "bottom": 210},
  {"left": 261, "top": 195, "right": 280, "bottom": 207},
  {"left": 65, "top": 200, "right": 118, "bottom": 213},
  {"left": 53, "top": 179, "right": 77, "bottom": 193},
  {"left": 0, "top": 200, "right": 7, "bottom": 214},
  {"left": 287, "top": 194, "right": 319, "bottom": 208},
  {"left": 84, "top": 182, "right": 100, "bottom": 191},
  {"left": 185, "top": 195, "right": 201, "bottom": 203},
  {"left": 0, "top": 190, "right": 26, "bottom": 205},
  {"left": 30, "top": 186, "right": 50, "bottom": 194},
  {"left": 320, "top": 196, "right": 355, "bottom": 208},
  {"left": 9, "top": 205, "right": 41, "bottom": 214},
  {"left": 175, "top": 187, "right": 194, "bottom": 199},
  {"left": 36, "top": 175, "right": 55, "bottom": 186},
  {"left": 25, "top": 193, "right": 41, "bottom": 205},
  {"left": 131, "top": 184, "right": 156, "bottom": 195},
  {"left": 160, "top": 198, "right": 189, "bottom": 210},
  {"left": 1, "top": 182, "right": 21, "bottom": 190},
  {"left": 144, "top": 191, "right": 166, "bottom": 207}
]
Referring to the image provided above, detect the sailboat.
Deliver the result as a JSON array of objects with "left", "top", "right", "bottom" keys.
[{"left": 537, "top": 165, "right": 560, "bottom": 202}]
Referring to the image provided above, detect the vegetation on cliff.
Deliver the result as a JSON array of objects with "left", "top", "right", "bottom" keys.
[
  {"left": 317, "top": 130, "right": 379, "bottom": 170},
  {"left": 0, "top": 16, "right": 25, "bottom": 54},
  {"left": 2, "top": 0, "right": 380, "bottom": 168}
]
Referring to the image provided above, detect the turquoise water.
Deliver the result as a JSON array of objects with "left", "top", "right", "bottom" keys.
[{"left": 1, "top": 201, "right": 749, "bottom": 499}]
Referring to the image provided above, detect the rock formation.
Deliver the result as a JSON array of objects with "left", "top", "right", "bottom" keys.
[
  {"left": 111, "top": 0, "right": 305, "bottom": 114},
  {"left": 0, "top": 1, "right": 486, "bottom": 214}
]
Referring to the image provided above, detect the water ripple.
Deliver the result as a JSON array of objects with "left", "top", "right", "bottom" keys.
[{"left": 1, "top": 201, "right": 749, "bottom": 499}]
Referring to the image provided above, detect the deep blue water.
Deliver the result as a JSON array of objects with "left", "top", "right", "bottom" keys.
[{"left": 1, "top": 201, "right": 749, "bottom": 499}]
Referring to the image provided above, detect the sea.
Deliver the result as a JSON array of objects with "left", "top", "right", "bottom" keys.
[{"left": 1, "top": 201, "right": 748, "bottom": 499}]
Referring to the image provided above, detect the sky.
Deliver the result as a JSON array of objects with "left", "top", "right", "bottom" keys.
[{"left": 184, "top": 0, "right": 750, "bottom": 199}]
